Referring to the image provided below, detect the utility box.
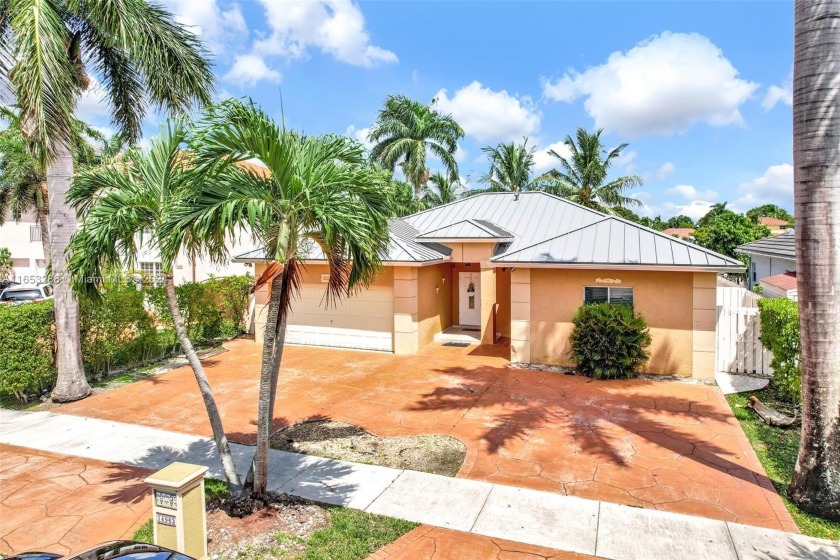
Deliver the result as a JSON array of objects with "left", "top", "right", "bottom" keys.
[{"left": 145, "top": 462, "right": 208, "bottom": 560}]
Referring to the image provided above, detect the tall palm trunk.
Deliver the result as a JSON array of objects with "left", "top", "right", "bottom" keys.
[
  {"left": 164, "top": 273, "right": 243, "bottom": 496},
  {"left": 252, "top": 270, "right": 284, "bottom": 494},
  {"left": 789, "top": 0, "right": 840, "bottom": 521},
  {"left": 48, "top": 141, "right": 91, "bottom": 402}
]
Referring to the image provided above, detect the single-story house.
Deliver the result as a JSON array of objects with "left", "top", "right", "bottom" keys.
[
  {"left": 759, "top": 272, "right": 798, "bottom": 301},
  {"left": 759, "top": 216, "right": 791, "bottom": 235},
  {"left": 235, "top": 192, "right": 744, "bottom": 380},
  {"left": 661, "top": 228, "right": 695, "bottom": 240},
  {"left": 736, "top": 232, "right": 796, "bottom": 290}
]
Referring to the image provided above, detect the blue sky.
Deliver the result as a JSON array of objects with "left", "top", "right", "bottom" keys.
[{"left": 79, "top": 1, "right": 796, "bottom": 221}]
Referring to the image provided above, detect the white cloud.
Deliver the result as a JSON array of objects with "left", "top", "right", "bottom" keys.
[
  {"left": 254, "top": 0, "right": 397, "bottom": 67},
  {"left": 667, "top": 184, "right": 717, "bottom": 201},
  {"left": 454, "top": 145, "right": 468, "bottom": 164},
  {"left": 75, "top": 77, "right": 111, "bottom": 125},
  {"left": 612, "top": 150, "right": 639, "bottom": 167},
  {"left": 159, "top": 0, "right": 247, "bottom": 53},
  {"left": 224, "top": 54, "right": 282, "bottom": 86},
  {"left": 542, "top": 32, "right": 759, "bottom": 137},
  {"left": 732, "top": 163, "right": 793, "bottom": 211},
  {"left": 637, "top": 192, "right": 715, "bottom": 222},
  {"left": 657, "top": 162, "right": 676, "bottom": 180},
  {"left": 533, "top": 140, "right": 572, "bottom": 174},
  {"left": 433, "top": 81, "right": 540, "bottom": 142},
  {"left": 762, "top": 82, "right": 792, "bottom": 110},
  {"left": 345, "top": 124, "right": 374, "bottom": 151},
  {"left": 411, "top": 70, "right": 420, "bottom": 84}
]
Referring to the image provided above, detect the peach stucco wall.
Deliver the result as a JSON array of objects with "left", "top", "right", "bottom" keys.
[
  {"left": 527, "top": 269, "right": 696, "bottom": 376},
  {"left": 417, "top": 264, "right": 453, "bottom": 349}
]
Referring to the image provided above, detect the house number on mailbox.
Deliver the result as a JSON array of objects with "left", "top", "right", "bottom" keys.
[
  {"left": 157, "top": 513, "right": 176, "bottom": 527},
  {"left": 155, "top": 490, "right": 178, "bottom": 510}
]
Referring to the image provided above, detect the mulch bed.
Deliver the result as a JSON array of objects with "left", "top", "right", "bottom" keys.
[{"left": 270, "top": 420, "right": 467, "bottom": 477}]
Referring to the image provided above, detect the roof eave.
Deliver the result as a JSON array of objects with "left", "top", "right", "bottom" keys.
[
  {"left": 486, "top": 261, "right": 746, "bottom": 273},
  {"left": 414, "top": 236, "right": 515, "bottom": 243}
]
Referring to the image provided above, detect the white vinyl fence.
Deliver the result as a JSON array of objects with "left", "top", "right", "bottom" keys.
[{"left": 716, "top": 277, "right": 774, "bottom": 376}]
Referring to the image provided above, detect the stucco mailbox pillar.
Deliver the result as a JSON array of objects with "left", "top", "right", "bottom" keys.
[{"left": 145, "top": 462, "right": 208, "bottom": 560}]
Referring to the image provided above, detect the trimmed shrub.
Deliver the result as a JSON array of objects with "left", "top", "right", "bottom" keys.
[
  {"left": 758, "top": 298, "right": 801, "bottom": 402},
  {"left": 80, "top": 283, "right": 162, "bottom": 379},
  {"left": 569, "top": 303, "right": 651, "bottom": 379},
  {"left": 146, "top": 282, "right": 223, "bottom": 345},
  {"left": 205, "top": 275, "right": 252, "bottom": 333},
  {"left": 0, "top": 300, "right": 55, "bottom": 401}
]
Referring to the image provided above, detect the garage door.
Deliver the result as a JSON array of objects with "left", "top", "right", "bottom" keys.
[{"left": 285, "top": 285, "right": 394, "bottom": 352}]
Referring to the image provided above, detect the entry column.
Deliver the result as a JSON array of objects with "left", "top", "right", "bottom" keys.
[
  {"left": 510, "top": 268, "right": 531, "bottom": 363},
  {"left": 479, "top": 265, "right": 497, "bottom": 344},
  {"left": 393, "top": 267, "right": 419, "bottom": 355}
]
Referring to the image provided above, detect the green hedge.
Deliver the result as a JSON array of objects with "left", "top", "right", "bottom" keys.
[
  {"left": 0, "top": 275, "right": 252, "bottom": 402},
  {"left": 80, "top": 283, "right": 163, "bottom": 379},
  {"left": 0, "top": 300, "right": 56, "bottom": 401},
  {"left": 569, "top": 303, "right": 652, "bottom": 379},
  {"left": 758, "top": 298, "right": 801, "bottom": 402}
]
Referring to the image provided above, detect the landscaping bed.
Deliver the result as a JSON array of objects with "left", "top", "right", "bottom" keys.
[
  {"left": 727, "top": 388, "right": 840, "bottom": 540},
  {"left": 270, "top": 419, "right": 466, "bottom": 476},
  {"left": 133, "top": 482, "right": 416, "bottom": 560}
]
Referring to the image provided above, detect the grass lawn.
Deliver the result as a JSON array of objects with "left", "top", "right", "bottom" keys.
[
  {"left": 131, "top": 481, "right": 416, "bottom": 559},
  {"left": 727, "top": 389, "right": 840, "bottom": 540}
]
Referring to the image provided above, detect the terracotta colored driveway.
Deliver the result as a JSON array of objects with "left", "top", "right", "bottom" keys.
[
  {"left": 62, "top": 338, "right": 795, "bottom": 532},
  {"left": 0, "top": 444, "right": 151, "bottom": 556}
]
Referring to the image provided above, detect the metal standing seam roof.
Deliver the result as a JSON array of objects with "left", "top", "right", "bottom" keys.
[
  {"left": 415, "top": 219, "right": 514, "bottom": 240},
  {"left": 736, "top": 234, "right": 796, "bottom": 260},
  {"left": 233, "top": 192, "right": 745, "bottom": 271}
]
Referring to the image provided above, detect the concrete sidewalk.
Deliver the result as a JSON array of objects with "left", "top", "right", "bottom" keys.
[{"left": 1, "top": 409, "right": 836, "bottom": 560}]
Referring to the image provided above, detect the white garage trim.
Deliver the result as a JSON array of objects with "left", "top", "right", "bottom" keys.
[{"left": 286, "top": 285, "right": 394, "bottom": 352}]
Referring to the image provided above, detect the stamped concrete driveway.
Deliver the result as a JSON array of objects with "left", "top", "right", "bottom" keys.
[
  {"left": 61, "top": 338, "right": 796, "bottom": 533},
  {"left": 0, "top": 444, "right": 151, "bottom": 556}
]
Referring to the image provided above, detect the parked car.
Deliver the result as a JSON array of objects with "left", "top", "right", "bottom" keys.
[
  {"left": 4, "top": 541, "right": 195, "bottom": 560},
  {"left": 0, "top": 283, "right": 53, "bottom": 304}
]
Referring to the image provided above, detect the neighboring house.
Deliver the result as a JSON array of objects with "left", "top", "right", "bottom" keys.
[
  {"left": 758, "top": 216, "right": 791, "bottom": 235},
  {"left": 661, "top": 227, "right": 695, "bottom": 240},
  {"left": 0, "top": 215, "right": 251, "bottom": 286},
  {"left": 237, "top": 192, "right": 744, "bottom": 381},
  {"left": 0, "top": 212, "right": 47, "bottom": 281},
  {"left": 736, "top": 232, "right": 797, "bottom": 291},
  {"left": 759, "top": 272, "right": 798, "bottom": 301}
]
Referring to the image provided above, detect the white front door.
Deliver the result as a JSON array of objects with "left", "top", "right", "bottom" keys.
[{"left": 459, "top": 272, "right": 481, "bottom": 326}]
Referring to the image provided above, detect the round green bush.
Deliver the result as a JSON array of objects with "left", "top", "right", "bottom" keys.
[{"left": 569, "top": 303, "right": 652, "bottom": 379}]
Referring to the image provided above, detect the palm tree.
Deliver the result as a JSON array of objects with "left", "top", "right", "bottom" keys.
[
  {"left": 538, "top": 128, "right": 642, "bottom": 213},
  {"left": 422, "top": 172, "right": 462, "bottom": 207},
  {"left": 697, "top": 202, "right": 730, "bottom": 228},
  {"left": 165, "top": 99, "right": 392, "bottom": 494},
  {"left": 368, "top": 95, "right": 464, "bottom": 199},
  {"left": 469, "top": 139, "right": 541, "bottom": 195},
  {"left": 0, "top": 107, "right": 103, "bottom": 264},
  {"left": 1, "top": 0, "right": 213, "bottom": 402},
  {"left": 789, "top": 0, "right": 840, "bottom": 521},
  {"left": 66, "top": 120, "right": 243, "bottom": 496}
]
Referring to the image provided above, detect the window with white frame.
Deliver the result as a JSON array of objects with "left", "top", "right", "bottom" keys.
[
  {"left": 584, "top": 286, "right": 634, "bottom": 308},
  {"left": 139, "top": 261, "right": 163, "bottom": 286}
]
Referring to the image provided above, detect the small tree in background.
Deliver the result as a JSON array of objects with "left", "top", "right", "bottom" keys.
[
  {"left": 569, "top": 303, "right": 651, "bottom": 379},
  {"left": 693, "top": 211, "right": 771, "bottom": 264},
  {"left": 746, "top": 204, "right": 794, "bottom": 224}
]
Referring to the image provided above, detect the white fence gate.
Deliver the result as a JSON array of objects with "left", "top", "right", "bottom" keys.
[{"left": 716, "top": 277, "right": 774, "bottom": 375}]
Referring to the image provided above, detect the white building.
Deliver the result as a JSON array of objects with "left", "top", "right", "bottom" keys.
[
  {"left": 0, "top": 214, "right": 253, "bottom": 285},
  {"left": 0, "top": 212, "right": 48, "bottom": 282},
  {"left": 736, "top": 231, "right": 797, "bottom": 298}
]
